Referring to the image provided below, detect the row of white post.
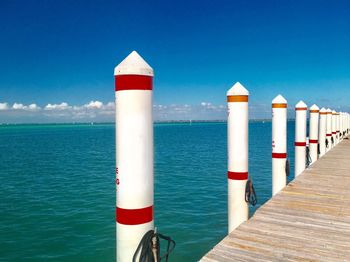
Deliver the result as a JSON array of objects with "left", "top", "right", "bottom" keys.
[
  {"left": 272, "top": 97, "right": 350, "bottom": 199},
  {"left": 114, "top": 51, "right": 350, "bottom": 261}
]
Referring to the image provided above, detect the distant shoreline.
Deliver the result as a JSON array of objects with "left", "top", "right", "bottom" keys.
[{"left": 0, "top": 119, "right": 299, "bottom": 126}]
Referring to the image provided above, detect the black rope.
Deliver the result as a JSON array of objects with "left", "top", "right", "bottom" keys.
[
  {"left": 285, "top": 158, "right": 290, "bottom": 177},
  {"left": 306, "top": 146, "right": 312, "bottom": 167},
  {"left": 325, "top": 138, "right": 329, "bottom": 148},
  {"left": 317, "top": 143, "right": 320, "bottom": 155},
  {"left": 133, "top": 230, "right": 175, "bottom": 262},
  {"left": 245, "top": 179, "right": 257, "bottom": 206},
  {"left": 331, "top": 136, "right": 334, "bottom": 146}
]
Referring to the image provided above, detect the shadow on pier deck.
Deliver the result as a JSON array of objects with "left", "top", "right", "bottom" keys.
[{"left": 201, "top": 139, "right": 350, "bottom": 261}]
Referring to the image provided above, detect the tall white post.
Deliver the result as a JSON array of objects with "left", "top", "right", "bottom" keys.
[
  {"left": 346, "top": 112, "right": 348, "bottom": 137},
  {"left": 336, "top": 112, "right": 340, "bottom": 144},
  {"left": 339, "top": 112, "right": 344, "bottom": 140},
  {"left": 326, "top": 108, "right": 332, "bottom": 152},
  {"left": 295, "top": 101, "right": 307, "bottom": 177},
  {"left": 227, "top": 82, "right": 249, "bottom": 233},
  {"left": 115, "top": 51, "right": 154, "bottom": 262},
  {"left": 272, "top": 95, "right": 287, "bottom": 195},
  {"left": 309, "top": 104, "right": 319, "bottom": 164},
  {"left": 318, "top": 108, "right": 327, "bottom": 157},
  {"left": 331, "top": 110, "right": 336, "bottom": 148},
  {"left": 346, "top": 113, "right": 348, "bottom": 137}
]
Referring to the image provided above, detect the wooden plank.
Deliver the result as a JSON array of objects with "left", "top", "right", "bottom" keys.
[{"left": 201, "top": 139, "right": 350, "bottom": 261}]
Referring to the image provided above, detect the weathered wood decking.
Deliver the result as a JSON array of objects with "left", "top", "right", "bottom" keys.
[{"left": 201, "top": 139, "right": 350, "bottom": 261}]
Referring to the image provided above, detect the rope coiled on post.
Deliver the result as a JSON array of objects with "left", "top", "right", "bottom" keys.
[
  {"left": 285, "top": 158, "right": 290, "bottom": 177},
  {"left": 245, "top": 179, "right": 257, "bottom": 206},
  {"left": 306, "top": 146, "right": 312, "bottom": 167},
  {"left": 133, "top": 230, "right": 175, "bottom": 262}
]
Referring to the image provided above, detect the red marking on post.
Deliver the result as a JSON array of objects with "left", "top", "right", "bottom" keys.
[
  {"left": 115, "top": 75, "right": 152, "bottom": 91},
  {"left": 295, "top": 107, "right": 307, "bottom": 111},
  {"left": 295, "top": 142, "right": 306, "bottom": 146},
  {"left": 272, "top": 153, "right": 287, "bottom": 158},
  {"left": 228, "top": 171, "right": 248, "bottom": 180},
  {"left": 332, "top": 132, "right": 336, "bottom": 134},
  {"left": 116, "top": 206, "right": 153, "bottom": 225},
  {"left": 326, "top": 134, "right": 332, "bottom": 137},
  {"left": 309, "top": 139, "right": 318, "bottom": 144}
]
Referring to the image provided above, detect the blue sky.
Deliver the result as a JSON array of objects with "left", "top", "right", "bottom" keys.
[{"left": 0, "top": 0, "right": 349, "bottom": 122}]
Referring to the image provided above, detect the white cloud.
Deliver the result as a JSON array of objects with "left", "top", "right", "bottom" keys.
[
  {"left": 28, "top": 104, "right": 41, "bottom": 111},
  {"left": 104, "top": 102, "right": 115, "bottom": 109},
  {"left": 84, "top": 100, "right": 103, "bottom": 109},
  {"left": 12, "top": 103, "right": 27, "bottom": 110},
  {"left": 0, "top": 102, "right": 9, "bottom": 110},
  {"left": 45, "top": 102, "right": 71, "bottom": 110},
  {"left": 7, "top": 103, "right": 41, "bottom": 111}
]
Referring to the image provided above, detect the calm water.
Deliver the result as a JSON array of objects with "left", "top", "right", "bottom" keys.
[{"left": 0, "top": 122, "right": 296, "bottom": 261}]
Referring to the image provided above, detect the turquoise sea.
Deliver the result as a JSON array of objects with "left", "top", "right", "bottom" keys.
[{"left": 0, "top": 122, "right": 296, "bottom": 261}]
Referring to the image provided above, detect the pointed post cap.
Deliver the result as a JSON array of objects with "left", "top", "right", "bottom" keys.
[
  {"left": 272, "top": 94, "right": 287, "bottom": 104},
  {"left": 227, "top": 82, "right": 249, "bottom": 96},
  {"left": 310, "top": 104, "right": 319, "bottom": 111},
  {"left": 295, "top": 100, "right": 307, "bottom": 108},
  {"left": 114, "top": 51, "right": 154, "bottom": 76},
  {"left": 320, "top": 107, "right": 327, "bottom": 113},
  {"left": 327, "top": 108, "right": 332, "bottom": 112}
]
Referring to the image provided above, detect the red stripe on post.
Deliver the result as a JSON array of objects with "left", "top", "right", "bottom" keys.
[
  {"left": 309, "top": 139, "right": 318, "bottom": 144},
  {"left": 272, "top": 153, "right": 287, "bottom": 158},
  {"left": 326, "top": 134, "right": 332, "bottom": 137},
  {"left": 295, "top": 142, "right": 306, "bottom": 146},
  {"left": 228, "top": 171, "right": 248, "bottom": 180},
  {"left": 115, "top": 75, "right": 153, "bottom": 91},
  {"left": 332, "top": 132, "right": 336, "bottom": 134},
  {"left": 116, "top": 206, "right": 153, "bottom": 225},
  {"left": 295, "top": 107, "right": 307, "bottom": 111}
]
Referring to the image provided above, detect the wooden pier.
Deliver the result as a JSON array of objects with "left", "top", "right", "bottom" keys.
[{"left": 201, "top": 139, "right": 350, "bottom": 261}]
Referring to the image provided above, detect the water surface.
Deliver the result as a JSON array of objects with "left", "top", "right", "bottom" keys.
[{"left": 0, "top": 122, "right": 296, "bottom": 261}]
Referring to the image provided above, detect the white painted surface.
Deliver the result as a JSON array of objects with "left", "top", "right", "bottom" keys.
[
  {"left": 227, "top": 82, "right": 249, "bottom": 233},
  {"left": 295, "top": 101, "right": 307, "bottom": 177},
  {"left": 272, "top": 94, "right": 287, "bottom": 195},
  {"left": 318, "top": 108, "right": 327, "bottom": 157},
  {"left": 115, "top": 51, "right": 154, "bottom": 262},
  {"left": 115, "top": 51, "right": 154, "bottom": 76},
  {"left": 326, "top": 108, "right": 332, "bottom": 152},
  {"left": 309, "top": 104, "right": 319, "bottom": 164}
]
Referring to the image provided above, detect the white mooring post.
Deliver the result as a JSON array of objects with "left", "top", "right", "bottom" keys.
[
  {"left": 340, "top": 112, "right": 343, "bottom": 141},
  {"left": 227, "top": 82, "right": 249, "bottom": 233},
  {"left": 332, "top": 110, "right": 336, "bottom": 148},
  {"left": 345, "top": 113, "right": 350, "bottom": 137},
  {"left": 115, "top": 51, "right": 154, "bottom": 262},
  {"left": 326, "top": 108, "right": 332, "bottom": 152},
  {"left": 309, "top": 104, "right": 319, "bottom": 165},
  {"left": 346, "top": 113, "right": 349, "bottom": 137},
  {"left": 272, "top": 95, "right": 287, "bottom": 195},
  {"left": 318, "top": 108, "right": 327, "bottom": 157},
  {"left": 336, "top": 112, "right": 340, "bottom": 144},
  {"left": 295, "top": 101, "right": 307, "bottom": 177}
]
